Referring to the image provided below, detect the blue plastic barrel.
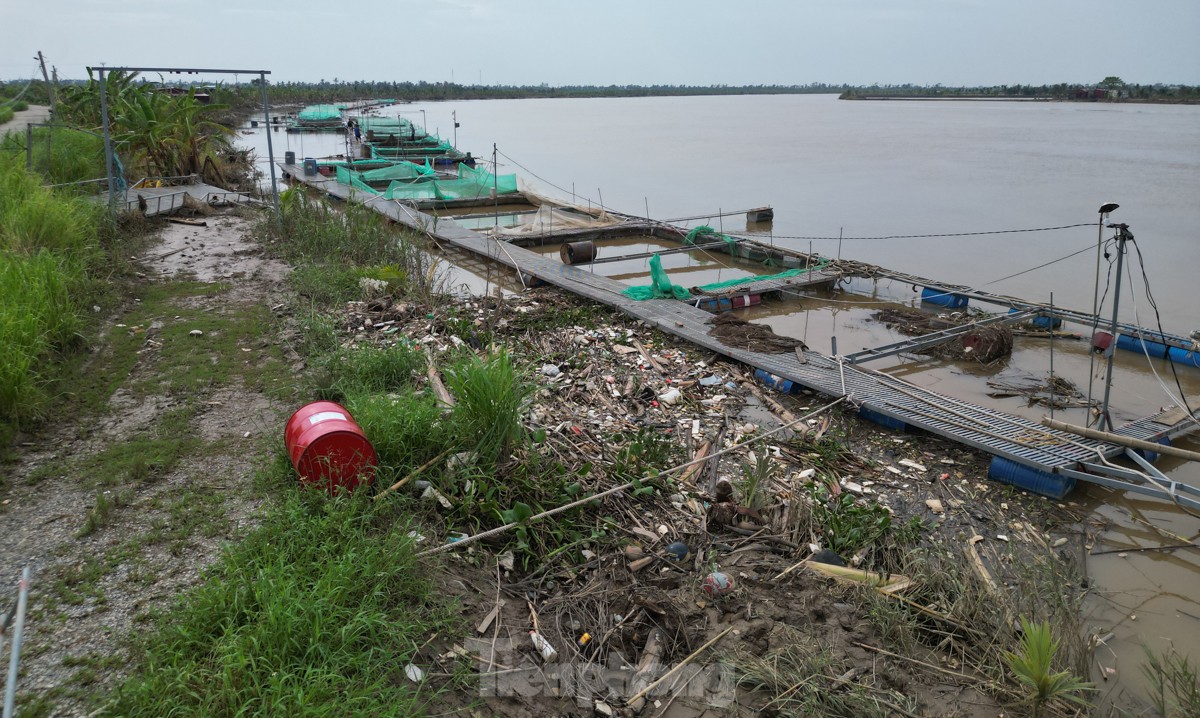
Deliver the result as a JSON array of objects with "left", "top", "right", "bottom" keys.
[
  {"left": 754, "top": 368, "right": 800, "bottom": 395},
  {"left": 988, "top": 457, "right": 1075, "bottom": 499},
  {"left": 1132, "top": 437, "right": 1172, "bottom": 464},
  {"left": 1008, "top": 308, "right": 1061, "bottom": 329},
  {"left": 921, "top": 287, "right": 969, "bottom": 308},
  {"left": 1116, "top": 333, "right": 1168, "bottom": 358},
  {"left": 303, "top": 158, "right": 319, "bottom": 176},
  {"left": 858, "top": 407, "right": 908, "bottom": 432},
  {"left": 1167, "top": 346, "right": 1200, "bottom": 368}
]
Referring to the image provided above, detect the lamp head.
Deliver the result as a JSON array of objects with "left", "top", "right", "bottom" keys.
[{"left": 1099, "top": 202, "right": 1119, "bottom": 215}]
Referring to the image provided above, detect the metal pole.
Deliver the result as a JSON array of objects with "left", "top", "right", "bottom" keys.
[
  {"left": 1087, "top": 203, "right": 1118, "bottom": 426},
  {"left": 259, "top": 73, "right": 281, "bottom": 224},
  {"left": 2, "top": 567, "right": 31, "bottom": 718},
  {"left": 1049, "top": 292, "right": 1055, "bottom": 421},
  {"left": 24, "top": 124, "right": 31, "bottom": 170},
  {"left": 1099, "top": 225, "right": 1129, "bottom": 431},
  {"left": 97, "top": 68, "right": 115, "bottom": 208}
]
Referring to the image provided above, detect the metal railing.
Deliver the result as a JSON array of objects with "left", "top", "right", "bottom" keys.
[{"left": 1, "top": 567, "right": 31, "bottom": 718}]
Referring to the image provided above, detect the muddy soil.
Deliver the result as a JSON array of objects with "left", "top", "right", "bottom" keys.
[{"left": 0, "top": 213, "right": 292, "bottom": 716}]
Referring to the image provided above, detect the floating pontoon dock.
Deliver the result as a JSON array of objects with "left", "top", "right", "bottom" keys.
[{"left": 281, "top": 161, "right": 1200, "bottom": 511}]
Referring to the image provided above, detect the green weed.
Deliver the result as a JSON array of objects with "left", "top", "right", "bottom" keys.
[
  {"left": 289, "top": 263, "right": 362, "bottom": 308},
  {"left": 259, "top": 189, "right": 445, "bottom": 303},
  {"left": 315, "top": 343, "right": 425, "bottom": 401},
  {"left": 445, "top": 349, "right": 532, "bottom": 466},
  {"left": 1142, "top": 645, "right": 1200, "bottom": 718},
  {"left": 804, "top": 481, "right": 922, "bottom": 559},
  {"left": 1003, "top": 617, "right": 1093, "bottom": 717}
]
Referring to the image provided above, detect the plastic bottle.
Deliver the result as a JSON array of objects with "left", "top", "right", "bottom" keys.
[{"left": 530, "top": 631, "right": 557, "bottom": 662}]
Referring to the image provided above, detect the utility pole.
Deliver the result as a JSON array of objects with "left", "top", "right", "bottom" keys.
[
  {"left": 34, "top": 51, "right": 54, "bottom": 115},
  {"left": 1098, "top": 223, "right": 1132, "bottom": 432},
  {"left": 97, "top": 67, "right": 115, "bottom": 208}
]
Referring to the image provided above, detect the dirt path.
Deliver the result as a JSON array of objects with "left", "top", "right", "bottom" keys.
[
  {"left": 0, "top": 211, "right": 294, "bottom": 716},
  {"left": 0, "top": 104, "right": 51, "bottom": 139}
]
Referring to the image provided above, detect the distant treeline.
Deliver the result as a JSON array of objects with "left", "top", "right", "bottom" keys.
[
  {"left": 219, "top": 81, "right": 855, "bottom": 107},
  {"left": 840, "top": 79, "right": 1199, "bottom": 103},
  {"left": 4, "top": 77, "right": 1197, "bottom": 110}
]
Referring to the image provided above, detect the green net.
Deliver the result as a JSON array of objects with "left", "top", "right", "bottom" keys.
[
  {"left": 334, "top": 162, "right": 519, "bottom": 202},
  {"left": 297, "top": 104, "right": 343, "bottom": 122},
  {"left": 685, "top": 225, "right": 738, "bottom": 251},
  {"left": 380, "top": 166, "right": 519, "bottom": 201},
  {"left": 622, "top": 255, "right": 691, "bottom": 300},
  {"left": 622, "top": 256, "right": 832, "bottom": 301},
  {"left": 360, "top": 162, "right": 435, "bottom": 182}
]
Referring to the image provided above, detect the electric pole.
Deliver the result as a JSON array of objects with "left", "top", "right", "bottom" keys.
[{"left": 34, "top": 51, "right": 55, "bottom": 115}]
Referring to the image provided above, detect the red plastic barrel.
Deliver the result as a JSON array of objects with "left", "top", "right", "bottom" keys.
[{"left": 284, "top": 401, "right": 378, "bottom": 494}]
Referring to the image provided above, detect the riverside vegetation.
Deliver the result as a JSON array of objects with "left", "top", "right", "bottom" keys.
[{"left": 2, "top": 106, "right": 1196, "bottom": 716}]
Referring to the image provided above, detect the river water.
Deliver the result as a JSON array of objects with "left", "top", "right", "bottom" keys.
[{"left": 237, "top": 94, "right": 1200, "bottom": 707}]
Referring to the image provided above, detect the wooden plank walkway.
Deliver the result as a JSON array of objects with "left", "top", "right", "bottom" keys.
[{"left": 281, "top": 163, "right": 1200, "bottom": 506}]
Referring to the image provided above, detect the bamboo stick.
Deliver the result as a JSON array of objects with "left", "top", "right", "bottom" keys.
[{"left": 1041, "top": 417, "right": 1200, "bottom": 463}]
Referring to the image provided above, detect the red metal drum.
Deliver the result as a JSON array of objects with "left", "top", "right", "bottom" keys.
[{"left": 284, "top": 401, "right": 378, "bottom": 494}]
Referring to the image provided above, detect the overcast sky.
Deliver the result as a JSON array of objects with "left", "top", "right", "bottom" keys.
[{"left": 2, "top": 0, "right": 1197, "bottom": 86}]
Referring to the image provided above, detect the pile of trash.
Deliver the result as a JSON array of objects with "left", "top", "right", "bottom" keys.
[{"left": 873, "top": 307, "right": 1013, "bottom": 363}]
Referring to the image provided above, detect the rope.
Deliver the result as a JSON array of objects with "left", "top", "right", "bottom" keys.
[
  {"left": 415, "top": 396, "right": 847, "bottom": 557},
  {"left": 722, "top": 223, "right": 1095, "bottom": 242}
]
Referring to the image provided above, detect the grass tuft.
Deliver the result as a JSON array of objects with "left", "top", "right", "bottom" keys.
[{"left": 445, "top": 349, "right": 532, "bottom": 467}]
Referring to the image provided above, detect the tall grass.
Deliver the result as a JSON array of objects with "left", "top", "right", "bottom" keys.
[
  {"left": 445, "top": 350, "right": 532, "bottom": 467},
  {"left": 0, "top": 127, "right": 106, "bottom": 187},
  {"left": 110, "top": 488, "right": 460, "bottom": 716},
  {"left": 0, "top": 251, "right": 83, "bottom": 418},
  {"left": 259, "top": 189, "right": 445, "bottom": 304},
  {"left": 0, "top": 156, "right": 111, "bottom": 433}
]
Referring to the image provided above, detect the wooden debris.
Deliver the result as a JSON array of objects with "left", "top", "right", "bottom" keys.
[
  {"left": 424, "top": 346, "right": 455, "bottom": 409},
  {"left": 475, "top": 599, "right": 505, "bottom": 635},
  {"left": 965, "top": 535, "right": 998, "bottom": 594},
  {"left": 373, "top": 449, "right": 451, "bottom": 501},
  {"left": 167, "top": 216, "right": 207, "bottom": 227},
  {"left": 626, "top": 629, "right": 665, "bottom": 713}
]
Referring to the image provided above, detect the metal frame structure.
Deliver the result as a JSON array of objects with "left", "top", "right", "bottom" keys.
[
  {"left": 285, "top": 163, "right": 1200, "bottom": 513},
  {"left": 85, "top": 65, "right": 280, "bottom": 221}
]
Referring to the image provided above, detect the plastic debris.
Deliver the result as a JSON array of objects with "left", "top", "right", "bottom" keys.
[
  {"left": 702, "top": 571, "right": 734, "bottom": 596},
  {"left": 530, "top": 631, "right": 557, "bottom": 662},
  {"left": 658, "top": 388, "right": 682, "bottom": 404},
  {"left": 404, "top": 664, "right": 425, "bottom": 682},
  {"left": 665, "top": 541, "right": 690, "bottom": 560},
  {"left": 698, "top": 374, "right": 723, "bottom": 386}
]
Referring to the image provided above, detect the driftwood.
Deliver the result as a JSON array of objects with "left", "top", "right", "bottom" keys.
[
  {"left": 424, "top": 346, "right": 455, "bottom": 409},
  {"left": 626, "top": 629, "right": 664, "bottom": 713}
]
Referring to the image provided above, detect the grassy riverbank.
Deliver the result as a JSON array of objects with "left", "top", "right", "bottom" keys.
[{"left": 0, "top": 151, "right": 148, "bottom": 453}]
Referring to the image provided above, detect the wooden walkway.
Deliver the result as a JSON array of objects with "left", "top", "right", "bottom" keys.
[{"left": 281, "top": 163, "right": 1200, "bottom": 509}]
